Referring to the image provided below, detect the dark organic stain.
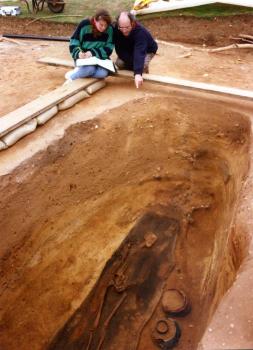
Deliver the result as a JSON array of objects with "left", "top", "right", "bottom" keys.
[{"left": 48, "top": 211, "right": 180, "bottom": 350}]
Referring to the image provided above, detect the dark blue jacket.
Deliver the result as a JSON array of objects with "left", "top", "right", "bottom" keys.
[{"left": 114, "top": 22, "right": 158, "bottom": 75}]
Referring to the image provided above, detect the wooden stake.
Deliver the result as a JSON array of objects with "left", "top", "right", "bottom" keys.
[
  {"left": 156, "top": 39, "right": 192, "bottom": 51},
  {"left": 0, "top": 36, "right": 25, "bottom": 45},
  {"left": 208, "top": 43, "right": 253, "bottom": 53},
  {"left": 26, "top": 14, "right": 82, "bottom": 25},
  {"left": 230, "top": 37, "right": 253, "bottom": 44},
  {"left": 239, "top": 34, "right": 253, "bottom": 41}
]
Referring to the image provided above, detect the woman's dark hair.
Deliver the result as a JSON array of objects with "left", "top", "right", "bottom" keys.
[
  {"left": 91, "top": 9, "right": 112, "bottom": 37},
  {"left": 93, "top": 9, "right": 112, "bottom": 26}
]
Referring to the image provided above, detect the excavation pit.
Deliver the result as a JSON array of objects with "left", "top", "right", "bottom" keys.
[{"left": 0, "top": 94, "right": 251, "bottom": 350}]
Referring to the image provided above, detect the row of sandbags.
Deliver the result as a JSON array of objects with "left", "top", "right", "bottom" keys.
[{"left": 0, "top": 80, "right": 106, "bottom": 151}]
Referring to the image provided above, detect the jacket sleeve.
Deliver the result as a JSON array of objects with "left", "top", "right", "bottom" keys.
[
  {"left": 133, "top": 32, "right": 148, "bottom": 75},
  {"left": 89, "top": 26, "right": 115, "bottom": 59},
  {"left": 69, "top": 20, "right": 86, "bottom": 60}
]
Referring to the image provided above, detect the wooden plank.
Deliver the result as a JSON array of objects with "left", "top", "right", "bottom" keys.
[
  {"left": 37, "top": 57, "right": 74, "bottom": 67},
  {"left": 117, "top": 70, "right": 253, "bottom": 101},
  {"left": 37, "top": 58, "right": 253, "bottom": 101},
  {"left": 0, "top": 78, "right": 97, "bottom": 138}
]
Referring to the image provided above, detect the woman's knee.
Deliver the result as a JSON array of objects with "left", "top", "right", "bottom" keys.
[
  {"left": 78, "top": 65, "right": 96, "bottom": 77},
  {"left": 93, "top": 67, "right": 109, "bottom": 78}
]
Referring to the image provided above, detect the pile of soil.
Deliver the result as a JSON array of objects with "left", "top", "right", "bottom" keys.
[{"left": 0, "top": 14, "right": 252, "bottom": 46}]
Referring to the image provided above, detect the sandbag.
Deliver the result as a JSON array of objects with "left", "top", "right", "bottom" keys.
[
  {"left": 36, "top": 106, "right": 58, "bottom": 125},
  {"left": 2, "top": 119, "right": 37, "bottom": 147},
  {"left": 58, "top": 90, "right": 89, "bottom": 110},
  {"left": 0, "top": 140, "right": 7, "bottom": 151},
  {"left": 86, "top": 80, "right": 106, "bottom": 95}
]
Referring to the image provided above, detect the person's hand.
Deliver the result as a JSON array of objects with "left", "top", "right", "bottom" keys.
[
  {"left": 79, "top": 51, "right": 86, "bottom": 59},
  {"left": 79, "top": 51, "right": 92, "bottom": 59},
  {"left": 84, "top": 51, "right": 92, "bottom": 58},
  {"left": 135, "top": 74, "right": 143, "bottom": 89}
]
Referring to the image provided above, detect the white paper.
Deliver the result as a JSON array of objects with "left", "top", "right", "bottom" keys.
[{"left": 76, "top": 57, "right": 116, "bottom": 73}]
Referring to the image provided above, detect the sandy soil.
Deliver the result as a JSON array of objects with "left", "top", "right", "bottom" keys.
[
  {"left": 0, "top": 15, "right": 253, "bottom": 350},
  {"left": 1, "top": 33, "right": 253, "bottom": 116}
]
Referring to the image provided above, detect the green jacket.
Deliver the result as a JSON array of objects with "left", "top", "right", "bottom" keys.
[{"left": 70, "top": 19, "right": 114, "bottom": 60}]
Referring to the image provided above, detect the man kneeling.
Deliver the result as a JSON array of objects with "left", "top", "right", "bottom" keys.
[{"left": 114, "top": 11, "right": 158, "bottom": 88}]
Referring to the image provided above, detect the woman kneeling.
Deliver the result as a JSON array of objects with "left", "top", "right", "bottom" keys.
[{"left": 66, "top": 9, "right": 114, "bottom": 81}]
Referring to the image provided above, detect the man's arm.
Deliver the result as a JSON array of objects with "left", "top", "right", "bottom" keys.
[
  {"left": 133, "top": 30, "right": 148, "bottom": 88},
  {"left": 133, "top": 31, "right": 148, "bottom": 75}
]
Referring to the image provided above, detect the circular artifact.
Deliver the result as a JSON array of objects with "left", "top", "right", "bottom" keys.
[
  {"left": 161, "top": 289, "right": 190, "bottom": 316},
  {"left": 156, "top": 320, "right": 169, "bottom": 334},
  {"left": 152, "top": 318, "right": 181, "bottom": 349}
]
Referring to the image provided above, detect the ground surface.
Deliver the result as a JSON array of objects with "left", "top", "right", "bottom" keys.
[
  {"left": 0, "top": 15, "right": 253, "bottom": 350},
  {"left": 0, "top": 14, "right": 253, "bottom": 45},
  {"left": 1, "top": 16, "right": 253, "bottom": 119}
]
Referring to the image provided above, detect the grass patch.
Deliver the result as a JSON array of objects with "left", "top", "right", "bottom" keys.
[
  {"left": 137, "top": 3, "right": 253, "bottom": 20},
  {"left": 0, "top": 1, "right": 252, "bottom": 23},
  {"left": 0, "top": 0, "right": 133, "bottom": 23}
]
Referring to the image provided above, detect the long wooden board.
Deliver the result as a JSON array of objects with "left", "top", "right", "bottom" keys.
[
  {"left": 1, "top": 56, "right": 252, "bottom": 139},
  {"left": 37, "top": 57, "right": 74, "bottom": 68},
  {"left": 0, "top": 78, "right": 97, "bottom": 138},
  {"left": 117, "top": 70, "right": 253, "bottom": 100},
  {"left": 37, "top": 57, "right": 253, "bottom": 101}
]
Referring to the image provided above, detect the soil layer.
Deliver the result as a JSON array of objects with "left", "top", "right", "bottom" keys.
[
  {"left": 0, "top": 95, "right": 251, "bottom": 350},
  {"left": 0, "top": 13, "right": 253, "bottom": 350},
  {"left": 0, "top": 14, "right": 253, "bottom": 46}
]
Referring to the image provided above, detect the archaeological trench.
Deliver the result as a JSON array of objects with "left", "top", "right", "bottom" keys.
[{"left": 0, "top": 90, "right": 253, "bottom": 350}]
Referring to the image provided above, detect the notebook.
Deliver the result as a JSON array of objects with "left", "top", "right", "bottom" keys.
[{"left": 76, "top": 57, "right": 116, "bottom": 73}]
